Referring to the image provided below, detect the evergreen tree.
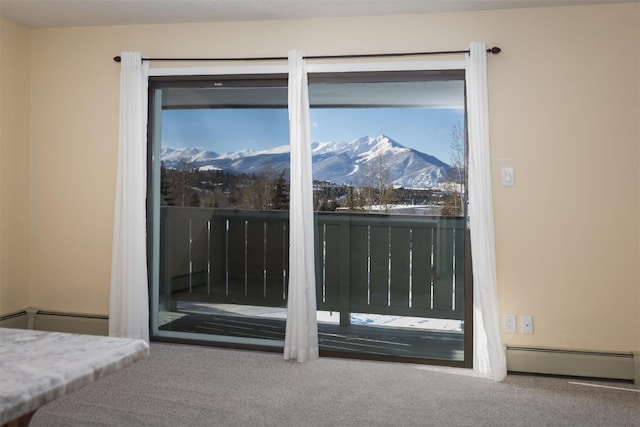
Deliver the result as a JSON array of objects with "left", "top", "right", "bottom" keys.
[
  {"left": 271, "top": 169, "right": 289, "bottom": 210},
  {"left": 188, "top": 192, "right": 200, "bottom": 207},
  {"left": 160, "top": 163, "right": 175, "bottom": 206}
]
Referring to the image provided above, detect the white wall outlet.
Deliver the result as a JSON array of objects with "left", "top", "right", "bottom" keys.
[
  {"left": 503, "top": 313, "right": 516, "bottom": 334},
  {"left": 521, "top": 315, "right": 533, "bottom": 334}
]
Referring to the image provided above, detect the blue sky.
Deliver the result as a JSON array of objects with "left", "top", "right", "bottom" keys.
[{"left": 161, "top": 107, "right": 464, "bottom": 163}]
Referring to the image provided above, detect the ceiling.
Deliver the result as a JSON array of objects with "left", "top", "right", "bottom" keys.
[{"left": 1, "top": 0, "right": 637, "bottom": 29}]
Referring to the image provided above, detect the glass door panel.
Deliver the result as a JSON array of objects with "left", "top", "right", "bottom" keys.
[
  {"left": 148, "top": 77, "right": 291, "bottom": 348},
  {"left": 308, "top": 70, "right": 470, "bottom": 364}
]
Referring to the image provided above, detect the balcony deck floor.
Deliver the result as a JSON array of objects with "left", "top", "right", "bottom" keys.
[{"left": 159, "top": 310, "right": 464, "bottom": 362}]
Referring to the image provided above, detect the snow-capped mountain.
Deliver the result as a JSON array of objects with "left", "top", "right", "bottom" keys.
[
  {"left": 161, "top": 135, "right": 452, "bottom": 188},
  {"left": 310, "top": 135, "right": 450, "bottom": 188},
  {"left": 161, "top": 147, "right": 219, "bottom": 164}
]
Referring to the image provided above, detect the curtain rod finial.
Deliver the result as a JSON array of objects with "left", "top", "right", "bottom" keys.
[
  {"left": 113, "top": 56, "right": 122, "bottom": 63},
  {"left": 487, "top": 46, "right": 501, "bottom": 54}
]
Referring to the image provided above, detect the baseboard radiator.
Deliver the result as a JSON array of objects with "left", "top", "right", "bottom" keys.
[
  {"left": 1, "top": 309, "right": 637, "bottom": 383},
  {"left": 0, "top": 308, "right": 108, "bottom": 336},
  {"left": 507, "top": 346, "right": 639, "bottom": 383}
]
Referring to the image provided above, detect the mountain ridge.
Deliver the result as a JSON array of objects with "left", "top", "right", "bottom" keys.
[{"left": 161, "top": 135, "right": 452, "bottom": 188}]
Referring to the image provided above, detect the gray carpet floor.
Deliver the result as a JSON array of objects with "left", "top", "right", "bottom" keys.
[{"left": 31, "top": 343, "right": 639, "bottom": 427}]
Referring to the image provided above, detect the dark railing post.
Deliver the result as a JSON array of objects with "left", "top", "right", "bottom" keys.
[
  {"left": 159, "top": 208, "right": 176, "bottom": 312},
  {"left": 339, "top": 218, "right": 351, "bottom": 326}
]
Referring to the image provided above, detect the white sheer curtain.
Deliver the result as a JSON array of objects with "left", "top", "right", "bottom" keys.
[
  {"left": 109, "top": 51, "right": 150, "bottom": 342},
  {"left": 284, "top": 50, "right": 320, "bottom": 362},
  {"left": 466, "top": 42, "right": 507, "bottom": 381}
]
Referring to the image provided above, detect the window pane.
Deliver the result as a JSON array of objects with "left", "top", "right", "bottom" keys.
[
  {"left": 309, "top": 76, "right": 466, "bottom": 216},
  {"left": 160, "top": 108, "right": 290, "bottom": 209}
]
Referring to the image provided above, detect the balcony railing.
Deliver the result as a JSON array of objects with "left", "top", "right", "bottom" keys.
[{"left": 159, "top": 207, "right": 465, "bottom": 324}]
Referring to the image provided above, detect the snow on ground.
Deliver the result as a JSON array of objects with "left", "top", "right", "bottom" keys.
[{"left": 171, "top": 302, "right": 463, "bottom": 332}]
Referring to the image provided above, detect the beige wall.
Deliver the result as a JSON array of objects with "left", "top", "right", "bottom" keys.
[
  {"left": 0, "top": 18, "right": 31, "bottom": 313},
  {"left": 2, "top": 3, "right": 639, "bottom": 353}
]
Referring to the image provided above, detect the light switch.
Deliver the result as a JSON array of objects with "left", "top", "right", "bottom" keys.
[{"left": 501, "top": 167, "right": 515, "bottom": 186}]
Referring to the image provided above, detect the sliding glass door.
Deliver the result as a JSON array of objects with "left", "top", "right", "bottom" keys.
[
  {"left": 147, "top": 69, "right": 471, "bottom": 365},
  {"left": 148, "top": 75, "right": 291, "bottom": 349}
]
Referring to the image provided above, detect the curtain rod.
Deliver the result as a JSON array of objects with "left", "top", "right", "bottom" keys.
[{"left": 113, "top": 47, "right": 501, "bottom": 63}]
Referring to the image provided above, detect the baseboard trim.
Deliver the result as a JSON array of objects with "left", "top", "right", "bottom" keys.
[
  {"left": 0, "top": 310, "right": 28, "bottom": 321},
  {"left": 507, "top": 346, "right": 637, "bottom": 383},
  {"left": 0, "top": 308, "right": 109, "bottom": 336},
  {"left": 0, "top": 310, "right": 29, "bottom": 329}
]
